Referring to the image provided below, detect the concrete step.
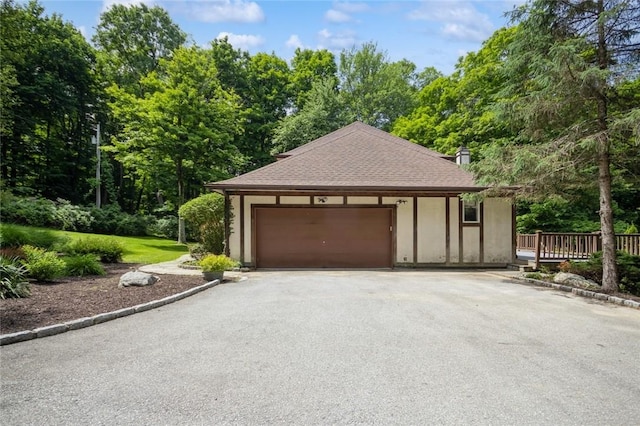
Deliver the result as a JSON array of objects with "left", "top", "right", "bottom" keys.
[{"left": 507, "top": 263, "right": 535, "bottom": 272}]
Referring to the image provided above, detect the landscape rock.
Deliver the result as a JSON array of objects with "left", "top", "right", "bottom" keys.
[
  {"left": 119, "top": 271, "right": 159, "bottom": 288},
  {"left": 553, "top": 272, "right": 601, "bottom": 291}
]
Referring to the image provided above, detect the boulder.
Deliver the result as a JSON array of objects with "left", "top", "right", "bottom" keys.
[
  {"left": 553, "top": 272, "right": 601, "bottom": 291},
  {"left": 119, "top": 271, "right": 159, "bottom": 288}
]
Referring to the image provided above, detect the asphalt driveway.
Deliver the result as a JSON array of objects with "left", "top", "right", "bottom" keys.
[{"left": 1, "top": 271, "right": 639, "bottom": 425}]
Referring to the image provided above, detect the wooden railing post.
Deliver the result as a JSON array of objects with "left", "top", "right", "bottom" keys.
[{"left": 534, "top": 230, "right": 542, "bottom": 270}]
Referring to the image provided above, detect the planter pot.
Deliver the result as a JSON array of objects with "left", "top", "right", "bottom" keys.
[{"left": 202, "top": 271, "right": 224, "bottom": 282}]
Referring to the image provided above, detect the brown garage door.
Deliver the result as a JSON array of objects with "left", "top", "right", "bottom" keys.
[{"left": 255, "top": 207, "right": 393, "bottom": 268}]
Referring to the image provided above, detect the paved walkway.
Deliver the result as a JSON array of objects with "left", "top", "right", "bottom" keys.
[
  {"left": 2, "top": 270, "right": 639, "bottom": 425},
  {"left": 138, "top": 254, "right": 243, "bottom": 280}
]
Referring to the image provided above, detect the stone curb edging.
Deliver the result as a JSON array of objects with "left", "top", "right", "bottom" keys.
[
  {"left": 0, "top": 279, "right": 221, "bottom": 346},
  {"left": 515, "top": 276, "right": 640, "bottom": 310}
]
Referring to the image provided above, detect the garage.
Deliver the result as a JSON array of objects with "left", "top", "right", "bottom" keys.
[
  {"left": 208, "top": 122, "right": 515, "bottom": 268},
  {"left": 254, "top": 206, "right": 393, "bottom": 268}
]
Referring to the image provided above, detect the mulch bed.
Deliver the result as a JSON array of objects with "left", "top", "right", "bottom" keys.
[{"left": 0, "top": 263, "right": 208, "bottom": 335}]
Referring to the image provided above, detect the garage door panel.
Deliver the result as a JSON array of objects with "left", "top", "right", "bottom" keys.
[{"left": 255, "top": 207, "right": 392, "bottom": 268}]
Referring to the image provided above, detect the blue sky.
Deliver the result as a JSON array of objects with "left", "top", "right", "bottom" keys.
[{"left": 38, "top": 0, "right": 522, "bottom": 74}]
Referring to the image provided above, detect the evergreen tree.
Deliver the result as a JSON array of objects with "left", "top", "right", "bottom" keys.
[{"left": 472, "top": 0, "right": 640, "bottom": 292}]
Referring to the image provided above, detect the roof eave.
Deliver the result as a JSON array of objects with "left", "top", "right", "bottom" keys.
[{"left": 206, "top": 183, "right": 487, "bottom": 193}]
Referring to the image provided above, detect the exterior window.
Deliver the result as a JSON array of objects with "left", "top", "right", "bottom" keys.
[{"left": 463, "top": 201, "right": 479, "bottom": 223}]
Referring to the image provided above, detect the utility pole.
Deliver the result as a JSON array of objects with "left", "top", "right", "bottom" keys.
[{"left": 91, "top": 122, "right": 101, "bottom": 208}]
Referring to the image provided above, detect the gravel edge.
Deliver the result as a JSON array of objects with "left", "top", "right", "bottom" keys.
[{"left": 0, "top": 279, "right": 220, "bottom": 346}]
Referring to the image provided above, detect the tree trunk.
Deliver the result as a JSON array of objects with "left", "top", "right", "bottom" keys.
[
  {"left": 176, "top": 158, "right": 184, "bottom": 208},
  {"left": 135, "top": 175, "right": 146, "bottom": 212},
  {"left": 596, "top": 0, "right": 618, "bottom": 293},
  {"left": 598, "top": 147, "right": 618, "bottom": 292}
]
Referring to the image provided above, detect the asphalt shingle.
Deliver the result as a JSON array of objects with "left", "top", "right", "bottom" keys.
[{"left": 208, "top": 121, "right": 481, "bottom": 191}]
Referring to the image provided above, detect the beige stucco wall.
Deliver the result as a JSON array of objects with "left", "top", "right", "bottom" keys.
[
  {"left": 449, "top": 199, "right": 459, "bottom": 263},
  {"left": 417, "top": 198, "right": 447, "bottom": 263},
  {"left": 347, "top": 196, "right": 379, "bottom": 205},
  {"left": 483, "top": 197, "right": 513, "bottom": 263},
  {"left": 318, "top": 196, "right": 344, "bottom": 204},
  {"left": 229, "top": 195, "right": 241, "bottom": 260},
  {"left": 279, "top": 196, "right": 310, "bottom": 205},
  {"left": 228, "top": 193, "right": 512, "bottom": 267},
  {"left": 383, "top": 197, "right": 412, "bottom": 262},
  {"left": 243, "top": 195, "right": 276, "bottom": 263},
  {"left": 462, "top": 226, "right": 480, "bottom": 263}
]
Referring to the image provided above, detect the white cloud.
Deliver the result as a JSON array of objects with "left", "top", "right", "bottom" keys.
[
  {"left": 334, "top": 1, "right": 369, "bottom": 13},
  {"left": 407, "top": 1, "right": 494, "bottom": 42},
  {"left": 442, "top": 23, "right": 488, "bottom": 42},
  {"left": 325, "top": 9, "right": 351, "bottom": 23},
  {"left": 185, "top": 0, "right": 264, "bottom": 23},
  {"left": 324, "top": 2, "right": 369, "bottom": 24},
  {"left": 285, "top": 34, "right": 305, "bottom": 49},
  {"left": 317, "top": 28, "right": 358, "bottom": 50},
  {"left": 216, "top": 32, "right": 264, "bottom": 49}
]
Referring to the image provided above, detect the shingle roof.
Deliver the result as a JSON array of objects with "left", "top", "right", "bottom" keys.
[{"left": 207, "top": 121, "right": 481, "bottom": 192}]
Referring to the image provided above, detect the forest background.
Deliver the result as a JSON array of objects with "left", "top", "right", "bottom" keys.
[{"left": 1, "top": 0, "right": 638, "bottom": 239}]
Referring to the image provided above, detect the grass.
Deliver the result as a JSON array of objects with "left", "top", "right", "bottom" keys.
[{"left": 7, "top": 225, "right": 189, "bottom": 264}]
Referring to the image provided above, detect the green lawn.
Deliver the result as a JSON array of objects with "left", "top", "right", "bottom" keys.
[{"left": 11, "top": 226, "right": 189, "bottom": 264}]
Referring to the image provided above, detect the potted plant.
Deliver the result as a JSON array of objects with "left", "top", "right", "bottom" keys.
[{"left": 199, "top": 254, "right": 238, "bottom": 282}]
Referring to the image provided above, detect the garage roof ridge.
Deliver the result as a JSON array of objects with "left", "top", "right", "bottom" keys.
[
  {"left": 278, "top": 121, "right": 448, "bottom": 160},
  {"left": 276, "top": 122, "right": 361, "bottom": 157},
  {"left": 354, "top": 123, "right": 448, "bottom": 160}
]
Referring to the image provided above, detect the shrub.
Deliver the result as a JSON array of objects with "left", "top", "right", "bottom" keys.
[
  {"left": 147, "top": 215, "right": 179, "bottom": 239},
  {"left": 199, "top": 254, "right": 238, "bottom": 272},
  {"left": 1, "top": 197, "right": 57, "bottom": 227},
  {"left": 179, "top": 193, "right": 226, "bottom": 254},
  {"left": 616, "top": 252, "right": 640, "bottom": 295},
  {"left": 0, "top": 257, "right": 30, "bottom": 299},
  {"left": 53, "top": 199, "right": 94, "bottom": 232},
  {"left": 21, "top": 245, "right": 66, "bottom": 282},
  {"left": 115, "top": 214, "right": 148, "bottom": 236},
  {"left": 561, "top": 251, "right": 640, "bottom": 296},
  {"left": 200, "top": 225, "right": 225, "bottom": 255},
  {"left": 189, "top": 243, "right": 208, "bottom": 260},
  {"left": 63, "top": 254, "right": 105, "bottom": 276},
  {"left": 89, "top": 205, "right": 147, "bottom": 236},
  {"left": 525, "top": 272, "right": 544, "bottom": 280},
  {"left": 87, "top": 205, "right": 120, "bottom": 234},
  {"left": 2, "top": 194, "right": 150, "bottom": 236},
  {"left": 560, "top": 256, "right": 603, "bottom": 284},
  {"left": 0, "top": 224, "right": 63, "bottom": 250},
  {"left": 34, "top": 230, "right": 68, "bottom": 251},
  {"left": 0, "top": 224, "right": 31, "bottom": 248},
  {"left": 625, "top": 224, "right": 638, "bottom": 234},
  {"left": 66, "top": 237, "right": 124, "bottom": 263}
]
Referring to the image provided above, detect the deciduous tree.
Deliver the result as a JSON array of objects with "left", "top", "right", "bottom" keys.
[
  {"left": 290, "top": 48, "right": 338, "bottom": 110},
  {"left": 392, "top": 27, "right": 516, "bottom": 154},
  {"left": 93, "top": 3, "right": 186, "bottom": 94},
  {"left": 338, "top": 42, "right": 419, "bottom": 130},
  {"left": 106, "top": 47, "right": 243, "bottom": 208},
  {"left": 0, "top": 0, "right": 98, "bottom": 202},
  {"left": 271, "top": 78, "right": 347, "bottom": 154}
]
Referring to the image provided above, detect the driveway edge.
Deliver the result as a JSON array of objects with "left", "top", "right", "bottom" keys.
[
  {"left": 497, "top": 273, "right": 640, "bottom": 310},
  {"left": 0, "top": 279, "right": 220, "bottom": 346}
]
